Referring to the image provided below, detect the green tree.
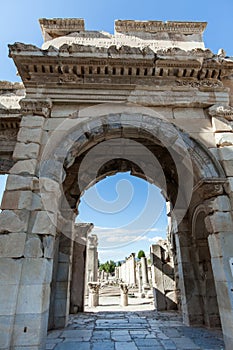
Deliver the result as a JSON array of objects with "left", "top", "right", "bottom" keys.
[
  {"left": 99, "top": 260, "right": 116, "bottom": 273},
  {"left": 137, "top": 250, "right": 145, "bottom": 259}
]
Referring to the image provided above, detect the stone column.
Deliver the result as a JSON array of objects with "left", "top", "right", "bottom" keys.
[
  {"left": 100, "top": 269, "right": 105, "bottom": 281},
  {"left": 137, "top": 264, "right": 142, "bottom": 293},
  {"left": 70, "top": 223, "right": 93, "bottom": 313},
  {"left": 88, "top": 282, "right": 100, "bottom": 307},
  {"left": 141, "top": 256, "right": 150, "bottom": 290},
  {"left": 205, "top": 193, "right": 233, "bottom": 350},
  {"left": 115, "top": 266, "right": 120, "bottom": 280},
  {"left": 120, "top": 283, "right": 128, "bottom": 306},
  {"left": 86, "top": 234, "right": 98, "bottom": 285}
]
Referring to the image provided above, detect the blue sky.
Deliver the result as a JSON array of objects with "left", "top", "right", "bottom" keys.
[
  {"left": 1, "top": 0, "right": 232, "bottom": 261},
  {"left": 77, "top": 173, "right": 167, "bottom": 262},
  {"left": 1, "top": 0, "right": 233, "bottom": 81}
]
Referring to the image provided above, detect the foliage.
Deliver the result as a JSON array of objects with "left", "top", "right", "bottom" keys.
[
  {"left": 99, "top": 260, "right": 116, "bottom": 273},
  {"left": 137, "top": 250, "right": 146, "bottom": 259}
]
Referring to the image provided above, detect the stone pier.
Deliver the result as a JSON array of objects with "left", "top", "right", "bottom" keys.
[{"left": 70, "top": 223, "right": 93, "bottom": 313}]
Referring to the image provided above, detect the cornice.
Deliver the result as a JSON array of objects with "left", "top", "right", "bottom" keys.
[
  {"left": 115, "top": 20, "right": 207, "bottom": 35},
  {"left": 208, "top": 104, "right": 233, "bottom": 120},
  {"left": 9, "top": 43, "right": 233, "bottom": 88},
  {"left": 39, "top": 18, "right": 85, "bottom": 41}
]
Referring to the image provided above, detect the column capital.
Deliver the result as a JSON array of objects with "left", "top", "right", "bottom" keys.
[
  {"left": 88, "top": 282, "right": 100, "bottom": 294},
  {"left": 20, "top": 98, "right": 52, "bottom": 117}
]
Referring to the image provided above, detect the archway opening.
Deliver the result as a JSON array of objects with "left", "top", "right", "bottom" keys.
[{"left": 76, "top": 171, "right": 168, "bottom": 311}]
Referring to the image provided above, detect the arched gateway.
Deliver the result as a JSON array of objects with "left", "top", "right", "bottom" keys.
[{"left": 1, "top": 18, "right": 233, "bottom": 349}]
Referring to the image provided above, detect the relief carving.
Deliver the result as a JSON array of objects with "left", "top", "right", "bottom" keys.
[
  {"left": 0, "top": 129, "right": 18, "bottom": 140},
  {"left": 0, "top": 158, "right": 14, "bottom": 173},
  {"left": 20, "top": 99, "right": 52, "bottom": 117},
  {"left": 208, "top": 104, "right": 233, "bottom": 121},
  {"left": 176, "top": 79, "right": 223, "bottom": 88}
]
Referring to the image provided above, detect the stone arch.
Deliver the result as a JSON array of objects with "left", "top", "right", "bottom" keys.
[
  {"left": 40, "top": 111, "right": 225, "bottom": 220},
  {"left": 38, "top": 111, "right": 227, "bottom": 332}
]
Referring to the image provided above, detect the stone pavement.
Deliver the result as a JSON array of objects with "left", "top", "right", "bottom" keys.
[{"left": 46, "top": 310, "right": 225, "bottom": 350}]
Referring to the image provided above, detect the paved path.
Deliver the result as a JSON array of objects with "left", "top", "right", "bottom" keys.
[{"left": 46, "top": 310, "right": 225, "bottom": 350}]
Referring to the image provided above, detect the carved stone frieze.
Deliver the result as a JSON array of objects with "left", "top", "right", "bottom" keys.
[
  {"left": 0, "top": 158, "right": 15, "bottom": 173},
  {"left": 176, "top": 79, "right": 223, "bottom": 88},
  {"left": 115, "top": 20, "right": 207, "bottom": 35},
  {"left": 20, "top": 99, "right": 52, "bottom": 117},
  {"left": 208, "top": 104, "right": 233, "bottom": 121},
  {"left": 0, "top": 129, "right": 18, "bottom": 140}
]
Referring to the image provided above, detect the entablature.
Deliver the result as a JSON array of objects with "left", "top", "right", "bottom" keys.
[{"left": 9, "top": 43, "right": 233, "bottom": 90}]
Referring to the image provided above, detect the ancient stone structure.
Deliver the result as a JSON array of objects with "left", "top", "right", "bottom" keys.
[
  {"left": 88, "top": 282, "right": 100, "bottom": 307},
  {"left": 118, "top": 253, "right": 136, "bottom": 286},
  {"left": 120, "top": 283, "right": 129, "bottom": 307},
  {"left": 0, "top": 18, "right": 233, "bottom": 349},
  {"left": 70, "top": 223, "right": 93, "bottom": 314},
  {"left": 85, "top": 234, "right": 98, "bottom": 286},
  {"left": 150, "top": 240, "right": 177, "bottom": 311},
  {"left": 140, "top": 256, "right": 150, "bottom": 291}
]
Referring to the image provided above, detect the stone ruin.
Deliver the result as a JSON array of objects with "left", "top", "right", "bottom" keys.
[{"left": 0, "top": 18, "right": 233, "bottom": 349}]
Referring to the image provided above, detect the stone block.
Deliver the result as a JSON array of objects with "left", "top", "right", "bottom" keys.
[
  {"left": 0, "top": 258, "right": 23, "bottom": 285},
  {"left": 0, "top": 284, "right": 18, "bottom": 315},
  {"left": 10, "top": 159, "right": 37, "bottom": 176},
  {"left": 211, "top": 257, "right": 228, "bottom": 282},
  {"left": 224, "top": 177, "right": 233, "bottom": 194},
  {"left": 56, "top": 262, "right": 70, "bottom": 282},
  {"left": 31, "top": 193, "right": 42, "bottom": 210},
  {"left": 205, "top": 212, "right": 233, "bottom": 233},
  {"left": 54, "top": 281, "right": 69, "bottom": 299},
  {"left": 214, "top": 281, "right": 233, "bottom": 311},
  {"left": 1, "top": 190, "right": 32, "bottom": 210},
  {"left": 13, "top": 142, "right": 40, "bottom": 160},
  {"left": 17, "top": 127, "right": 43, "bottom": 144},
  {"left": 21, "top": 258, "right": 53, "bottom": 285},
  {"left": 0, "top": 315, "right": 14, "bottom": 349},
  {"left": 39, "top": 159, "right": 66, "bottom": 183},
  {"left": 190, "top": 132, "right": 216, "bottom": 148},
  {"left": 6, "top": 175, "right": 34, "bottom": 191},
  {"left": 209, "top": 147, "right": 220, "bottom": 160},
  {"left": 39, "top": 177, "right": 61, "bottom": 192},
  {"left": 43, "top": 236, "right": 55, "bottom": 258},
  {"left": 173, "top": 108, "right": 206, "bottom": 119},
  {"left": 218, "top": 146, "right": 233, "bottom": 161},
  {"left": 204, "top": 195, "right": 231, "bottom": 214},
  {"left": 12, "top": 311, "right": 48, "bottom": 347},
  {"left": 163, "top": 275, "right": 175, "bottom": 292},
  {"left": 212, "top": 117, "right": 232, "bottom": 132},
  {"left": 44, "top": 117, "right": 77, "bottom": 131},
  {"left": 24, "top": 236, "right": 43, "bottom": 258},
  {"left": 16, "top": 283, "right": 50, "bottom": 314},
  {"left": 51, "top": 104, "right": 78, "bottom": 118},
  {"left": 20, "top": 115, "right": 45, "bottom": 128},
  {"left": 54, "top": 299, "right": 69, "bottom": 317},
  {"left": 215, "top": 132, "right": 233, "bottom": 146},
  {"left": 32, "top": 211, "right": 56, "bottom": 235},
  {"left": 0, "top": 210, "right": 26, "bottom": 233},
  {"left": 173, "top": 118, "right": 211, "bottom": 133},
  {"left": 40, "top": 192, "right": 59, "bottom": 213},
  {"left": 0, "top": 232, "right": 26, "bottom": 258},
  {"left": 222, "top": 160, "right": 233, "bottom": 176}
]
